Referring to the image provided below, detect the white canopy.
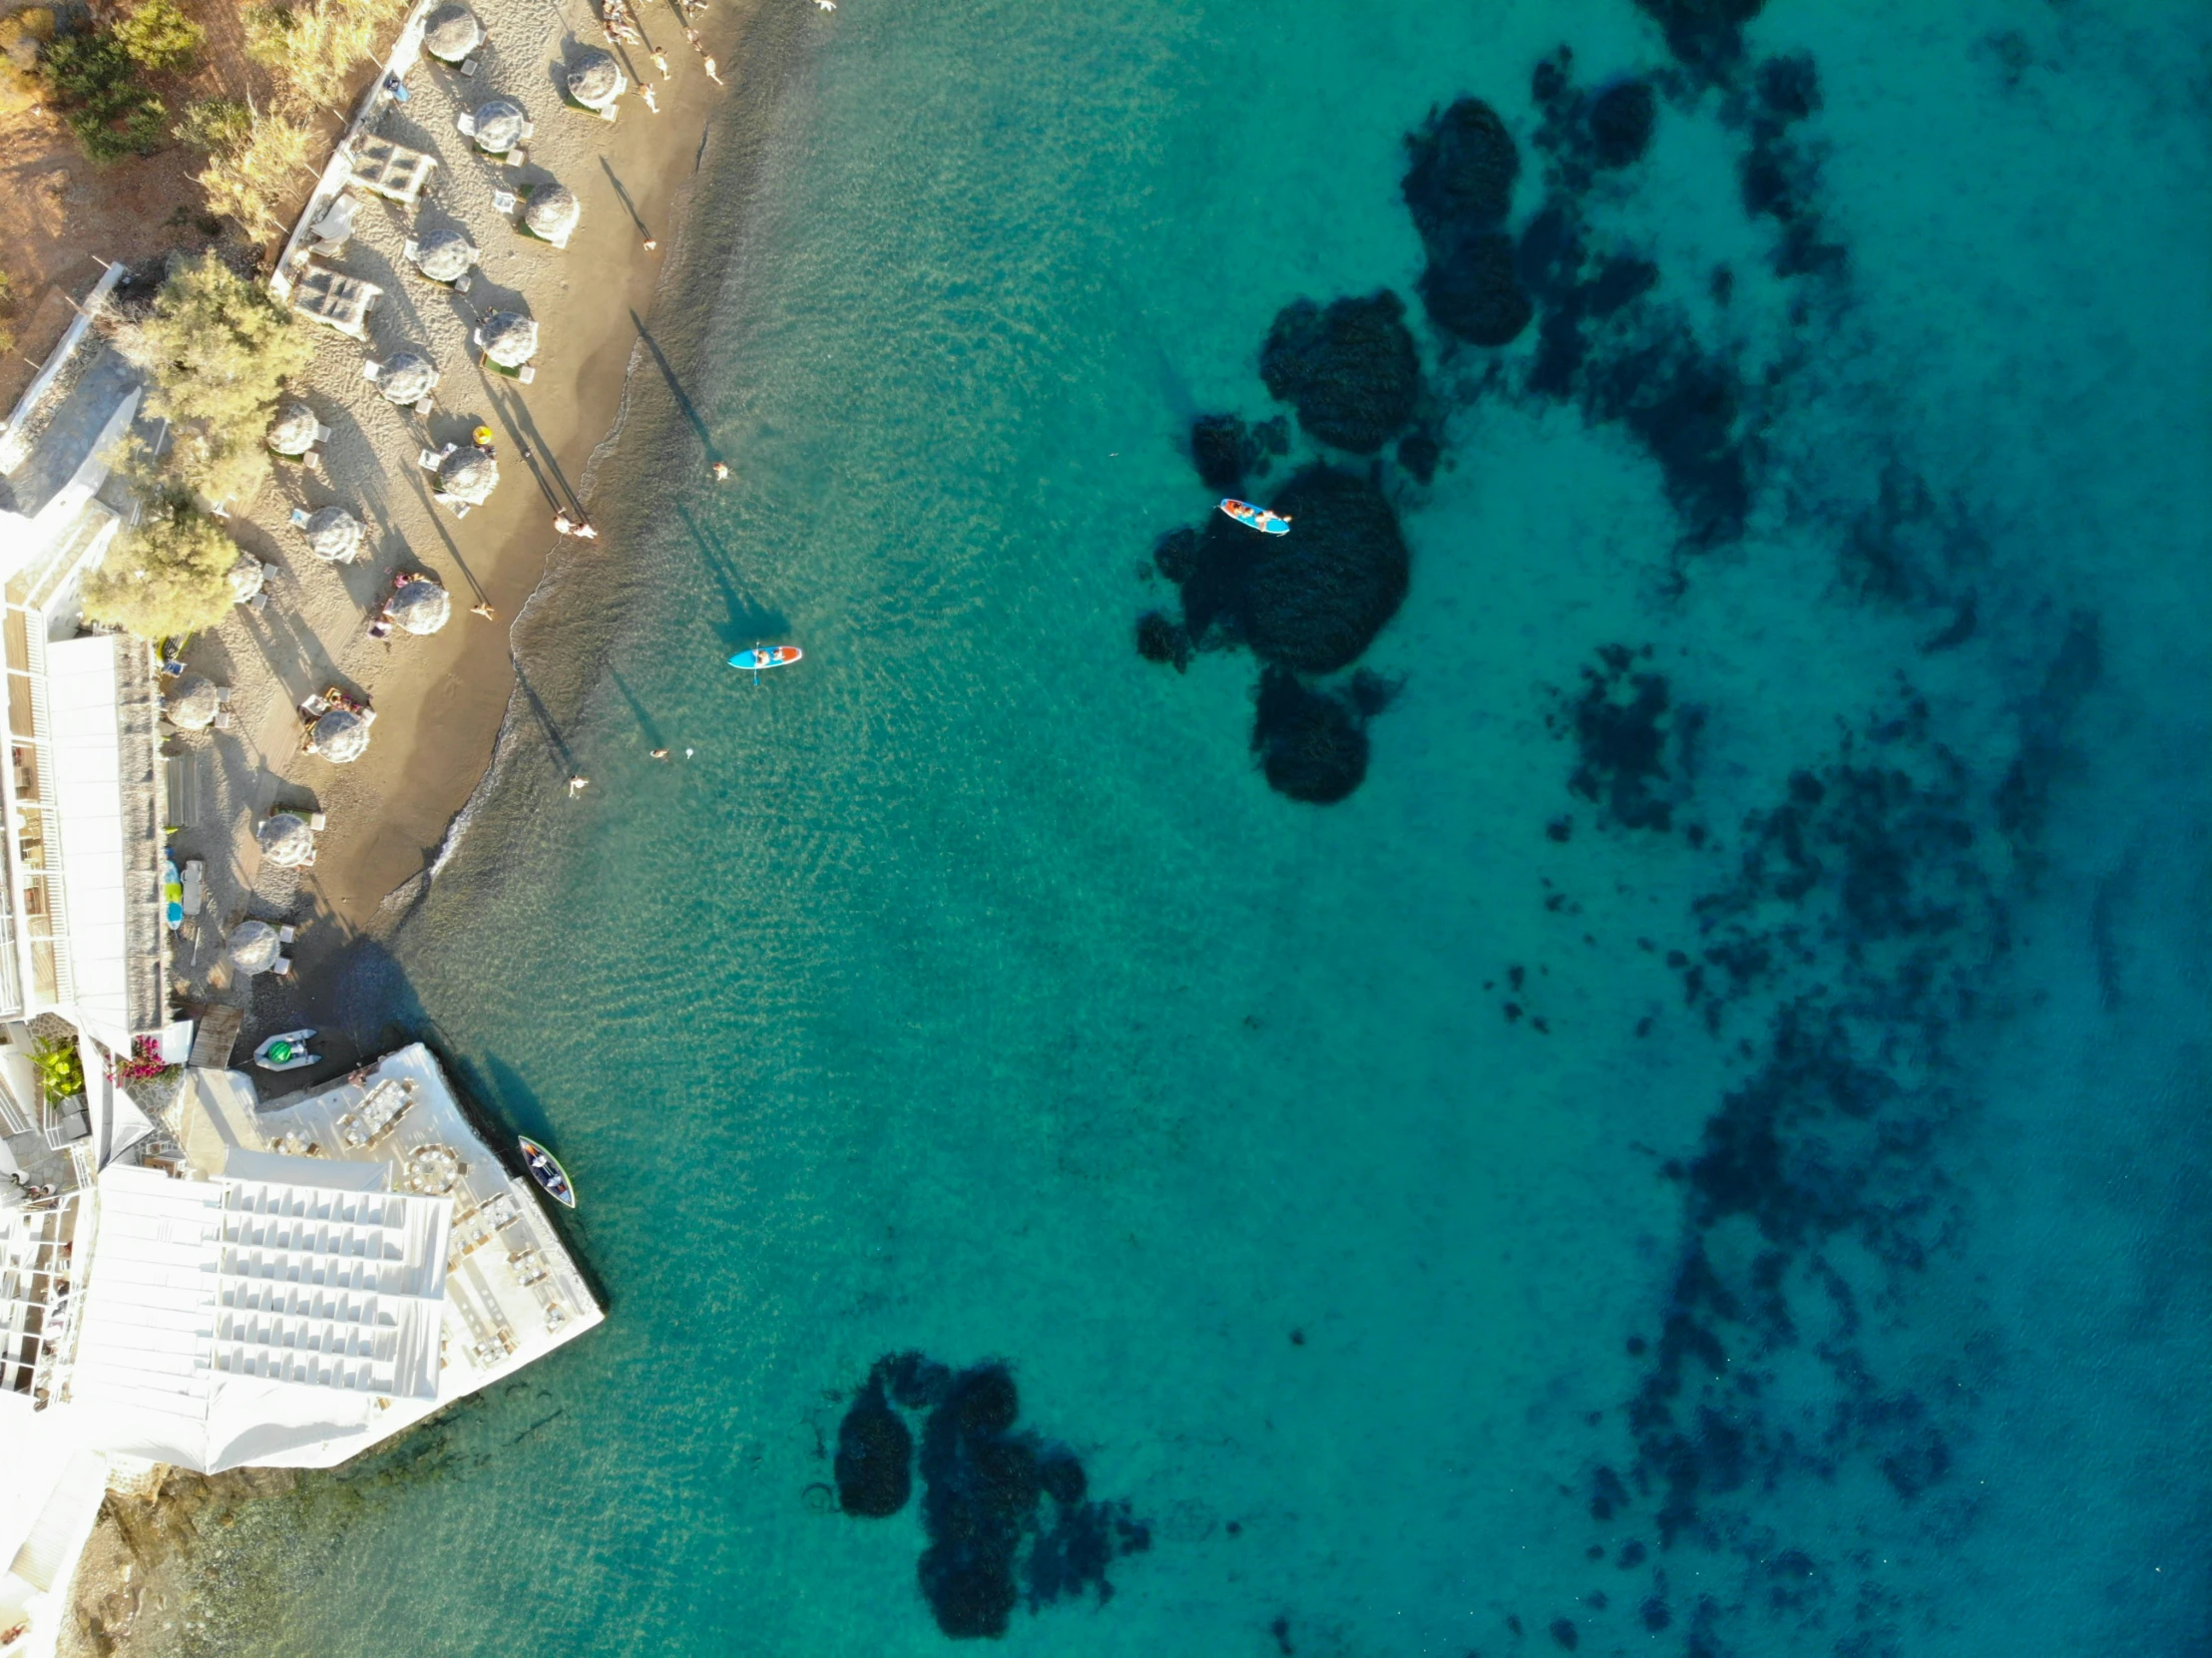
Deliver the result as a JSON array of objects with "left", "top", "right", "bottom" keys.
[
  {"left": 301, "top": 505, "right": 364, "bottom": 562},
  {"left": 308, "top": 706, "right": 374, "bottom": 763},
  {"left": 266, "top": 402, "right": 318, "bottom": 456},
  {"left": 225, "top": 919, "right": 280, "bottom": 974},
  {"left": 256, "top": 814, "right": 314, "bottom": 867},
  {"left": 167, "top": 675, "right": 219, "bottom": 730},
  {"left": 387, "top": 579, "right": 451, "bottom": 635}
]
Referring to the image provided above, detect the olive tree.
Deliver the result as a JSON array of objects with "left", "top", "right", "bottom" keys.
[
  {"left": 123, "top": 253, "right": 314, "bottom": 507},
  {"left": 83, "top": 499, "right": 237, "bottom": 639}
]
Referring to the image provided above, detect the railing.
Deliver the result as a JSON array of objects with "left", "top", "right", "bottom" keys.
[{"left": 3, "top": 613, "right": 72, "bottom": 1009}]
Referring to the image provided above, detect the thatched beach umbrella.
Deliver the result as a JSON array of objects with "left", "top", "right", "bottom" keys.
[
  {"left": 375, "top": 349, "right": 439, "bottom": 407},
  {"left": 308, "top": 706, "right": 374, "bottom": 763},
  {"left": 256, "top": 813, "right": 315, "bottom": 868},
  {"left": 267, "top": 402, "right": 319, "bottom": 457},
  {"left": 227, "top": 554, "right": 266, "bottom": 604},
  {"left": 567, "top": 47, "right": 625, "bottom": 110},
  {"left": 524, "top": 184, "right": 580, "bottom": 243},
  {"left": 167, "top": 675, "right": 219, "bottom": 730},
  {"left": 301, "top": 505, "right": 364, "bottom": 562},
  {"left": 477, "top": 311, "right": 538, "bottom": 369},
  {"left": 422, "top": 2, "right": 482, "bottom": 63},
  {"left": 436, "top": 445, "right": 499, "bottom": 506},
  {"left": 387, "top": 578, "right": 451, "bottom": 636},
  {"left": 411, "top": 226, "right": 478, "bottom": 283},
  {"left": 226, "top": 919, "right": 281, "bottom": 975},
  {"left": 470, "top": 99, "right": 528, "bottom": 155}
]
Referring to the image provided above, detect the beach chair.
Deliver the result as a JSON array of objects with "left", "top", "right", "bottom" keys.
[
  {"left": 213, "top": 710, "right": 233, "bottom": 731},
  {"left": 277, "top": 925, "right": 297, "bottom": 945},
  {"left": 271, "top": 956, "right": 294, "bottom": 978},
  {"left": 299, "top": 692, "right": 331, "bottom": 719},
  {"left": 308, "top": 811, "right": 327, "bottom": 832}
]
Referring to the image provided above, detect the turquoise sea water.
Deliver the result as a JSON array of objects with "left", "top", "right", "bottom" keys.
[{"left": 187, "top": 3, "right": 2211, "bottom": 1654}]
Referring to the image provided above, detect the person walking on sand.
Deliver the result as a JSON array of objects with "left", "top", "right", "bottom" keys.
[
  {"left": 703, "top": 56, "right": 721, "bottom": 84},
  {"left": 641, "top": 82, "right": 661, "bottom": 113},
  {"left": 471, "top": 601, "right": 497, "bottom": 621},
  {"left": 683, "top": 25, "right": 704, "bottom": 54},
  {"left": 653, "top": 49, "right": 671, "bottom": 78}
]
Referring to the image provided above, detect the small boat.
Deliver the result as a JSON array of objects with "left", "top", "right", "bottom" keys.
[
  {"left": 1219, "top": 498, "right": 1291, "bottom": 536},
  {"left": 253, "top": 1030, "right": 319, "bottom": 1071},
  {"left": 727, "top": 643, "right": 803, "bottom": 675},
  {"left": 519, "top": 1135, "right": 576, "bottom": 1207}
]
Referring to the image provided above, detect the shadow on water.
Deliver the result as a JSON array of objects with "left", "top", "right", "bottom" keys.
[
  {"left": 675, "top": 503, "right": 786, "bottom": 646},
  {"left": 511, "top": 656, "right": 580, "bottom": 776},
  {"left": 607, "top": 666, "right": 665, "bottom": 748},
  {"left": 631, "top": 308, "right": 720, "bottom": 462}
]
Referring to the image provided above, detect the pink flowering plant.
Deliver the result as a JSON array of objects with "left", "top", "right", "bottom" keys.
[{"left": 111, "top": 1036, "right": 179, "bottom": 1084}]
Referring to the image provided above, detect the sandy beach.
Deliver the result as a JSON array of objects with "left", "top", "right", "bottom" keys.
[
  {"left": 158, "top": 0, "right": 804, "bottom": 1065},
  {"left": 56, "top": 0, "right": 814, "bottom": 1649}
]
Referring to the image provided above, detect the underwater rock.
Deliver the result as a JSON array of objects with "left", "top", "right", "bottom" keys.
[
  {"left": 1420, "top": 231, "right": 1535, "bottom": 346},
  {"left": 1584, "top": 331, "right": 1753, "bottom": 546},
  {"left": 1550, "top": 645, "right": 1697, "bottom": 832},
  {"left": 1190, "top": 414, "right": 1250, "bottom": 491},
  {"left": 1589, "top": 80, "right": 1657, "bottom": 168},
  {"left": 1238, "top": 467, "right": 1410, "bottom": 673},
  {"left": 1403, "top": 98, "right": 1521, "bottom": 248},
  {"left": 834, "top": 1370, "right": 914, "bottom": 1517},
  {"left": 1634, "top": 0, "right": 1767, "bottom": 78},
  {"left": 1251, "top": 668, "right": 1369, "bottom": 805},
  {"left": 833, "top": 1354, "right": 1149, "bottom": 1637},
  {"left": 885, "top": 1350, "right": 953, "bottom": 1410},
  {"left": 1259, "top": 292, "right": 1422, "bottom": 454},
  {"left": 1136, "top": 610, "right": 1193, "bottom": 671},
  {"left": 917, "top": 1367, "right": 1032, "bottom": 1637},
  {"left": 1153, "top": 526, "right": 1201, "bottom": 587},
  {"left": 1397, "top": 427, "right": 1440, "bottom": 483}
]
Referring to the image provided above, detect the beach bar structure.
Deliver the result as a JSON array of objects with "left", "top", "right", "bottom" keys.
[
  {"left": 284, "top": 257, "right": 384, "bottom": 340},
  {"left": 347, "top": 135, "right": 438, "bottom": 206},
  {"left": 0, "top": 1044, "right": 602, "bottom": 1654}
]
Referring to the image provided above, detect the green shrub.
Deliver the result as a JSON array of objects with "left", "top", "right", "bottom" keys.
[
  {"left": 0, "top": 9, "right": 56, "bottom": 119},
  {"left": 114, "top": 0, "right": 203, "bottom": 74},
  {"left": 173, "top": 94, "right": 249, "bottom": 154},
  {"left": 83, "top": 497, "right": 237, "bottom": 638},
  {"left": 245, "top": 0, "right": 395, "bottom": 116},
  {"left": 41, "top": 29, "right": 166, "bottom": 164},
  {"left": 137, "top": 254, "right": 315, "bottom": 433},
  {"left": 31, "top": 1036, "right": 85, "bottom": 1104},
  {"left": 194, "top": 109, "right": 312, "bottom": 233}
]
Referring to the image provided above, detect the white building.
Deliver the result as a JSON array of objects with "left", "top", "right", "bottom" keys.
[
  {"left": 0, "top": 263, "right": 170, "bottom": 1181},
  {"left": 0, "top": 1044, "right": 602, "bottom": 1657}
]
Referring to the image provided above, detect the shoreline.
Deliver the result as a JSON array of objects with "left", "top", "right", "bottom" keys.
[{"left": 56, "top": 2, "right": 820, "bottom": 1651}]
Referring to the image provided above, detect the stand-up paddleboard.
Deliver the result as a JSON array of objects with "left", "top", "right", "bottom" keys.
[
  {"left": 519, "top": 1135, "right": 577, "bottom": 1208},
  {"left": 1219, "top": 498, "right": 1291, "bottom": 536},
  {"left": 728, "top": 643, "right": 803, "bottom": 675}
]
